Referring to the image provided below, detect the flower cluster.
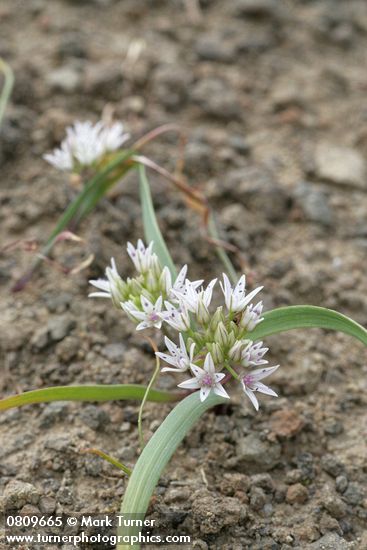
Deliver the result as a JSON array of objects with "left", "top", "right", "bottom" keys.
[
  {"left": 44, "top": 119, "right": 130, "bottom": 172},
  {"left": 89, "top": 240, "right": 279, "bottom": 411}
]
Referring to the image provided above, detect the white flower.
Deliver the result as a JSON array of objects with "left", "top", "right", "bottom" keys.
[
  {"left": 173, "top": 278, "right": 217, "bottom": 315},
  {"left": 127, "top": 240, "right": 160, "bottom": 274},
  {"left": 89, "top": 258, "right": 125, "bottom": 307},
  {"left": 44, "top": 119, "right": 129, "bottom": 171},
  {"left": 122, "top": 295, "right": 163, "bottom": 330},
  {"left": 162, "top": 264, "right": 203, "bottom": 300},
  {"left": 156, "top": 334, "right": 195, "bottom": 372},
  {"left": 98, "top": 121, "right": 129, "bottom": 151},
  {"left": 43, "top": 141, "right": 73, "bottom": 171},
  {"left": 242, "top": 341, "right": 269, "bottom": 367},
  {"left": 241, "top": 365, "right": 279, "bottom": 411},
  {"left": 240, "top": 301, "right": 264, "bottom": 331},
  {"left": 178, "top": 352, "right": 229, "bottom": 402},
  {"left": 160, "top": 301, "right": 191, "bottom": 332},
  {"left": 220, "top": 273, "right": 263, "bottom": 313}
]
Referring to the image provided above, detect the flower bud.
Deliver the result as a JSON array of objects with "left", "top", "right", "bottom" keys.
[{"left": 215, "top": 322, "right": 229, "bottom": 348}]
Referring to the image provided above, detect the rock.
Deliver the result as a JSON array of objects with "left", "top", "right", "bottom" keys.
[
  {"left": 293, "top": 182, "right": 333, "bottom": 227},
  {"left": 31, "top": 326, "right": 49, "bottom": 350},
  {"left": 343, "top": 482, "right": 364, "bottom": 506},
  {"left": 335, "top": 476, "right": 348, "bottom": 494},
  {"left": 219, "top": 472, "right": 251, "bottom": 496},
  {"left": 306, "top": 532, "right": 350, "bottom": 550},
  {"left": 224, "top": 167, "right": 291, "bottom": 222},
  {"left": 234, "top": 0, "right": 279, "bottom": 19},
  {"left": 322, "top": 493, "right": 347, "bottom": 519},
  {"left": 234, "top": 434, "right": 281, "bottom": 472},
  {"left": 48, "top": 315, "right": 76, "bottom": 342},
  {"left": 152, "top": 64, "right": 191, "bottom": 110},
  {"left": 323, "top": 419, "right": 344, "bottom": 436},
  {"left": 191, "top": 490, "right": 245, "bottom": 534},
  {"left": 269, "top": 408, "right": 305, "bottom": 439},
  {"left": 83, "top": 62, "right": 123, "bottom": 99},
  {"left": 79, "top": 405, "right": 110, "bottom": 431},
  {"left": 286, "top": 483, "right": 309, "bottom": 504},
  {"left": 4, "top": 480, "right": 40, "bottom": 509},
  {"left": 195, "top": 34, "right": 235, "bottom": 63},
  {"left": 39, "top": 402, "right": 69, "bottom": 428},
  {"left": 46, "top": 65, "right": 82, "bottom": 93},
  {"left": 314, "top": 143, "right": 366, "bottom": 189},
  {"left": 321, "top": 454, "right": 345, "bottom": 478},
  {"left": 39, "top": 496, "right": 56, "bottom": 514},
  {"left": 191, "top": 78, "right": 241, "bottom": 121},
  {"left": 249, "top": 486, "right": 266, "bottom": 510},
  {"left": 58, "top": 32, "right": 87, "bottom": 59},
  {"left": 184, "top": 141, "right": 213, "bottom": 176},
  {"left": 250, "top": 473, "right": 275, "bottom": 492},
  {"left": 100, "top": 343, "right": 126, "bottom": 363}
]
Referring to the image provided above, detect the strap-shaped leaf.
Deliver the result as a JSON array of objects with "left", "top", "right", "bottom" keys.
[
  {"left": 138, "top": 164, "right": 177, "bottom": 277},
  {"left": 0, "top": 384, "right": 179, "bottom": 412},
  {"left": 0, "top": 57, "right": 14, "bottom": 128},
  {"left": 250, "top": 305, "right": 367, "bottom": 346},
  {"left": 118, "top": 392, "right": 226, "bottom": 549}
]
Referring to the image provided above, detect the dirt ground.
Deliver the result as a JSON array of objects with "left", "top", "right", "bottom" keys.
[{"left": 1, "top": 1, "right": 367, "bottom": 549}]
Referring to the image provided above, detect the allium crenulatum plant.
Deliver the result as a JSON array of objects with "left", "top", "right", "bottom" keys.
[{"left": 2, "top": 121, "right": 367, "bottom": 549}]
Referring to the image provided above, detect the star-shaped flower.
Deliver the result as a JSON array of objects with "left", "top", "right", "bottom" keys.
[
  {"left": 241, "top": 365, "right": 279, "bottom": 411},
  {"left": 127, "top": 240, "right": 159, "bottom": 274},
  {"left": 89, "top": 258, "right": 126, "bottom": 307},
  {"left": 178, "top": 352, "right": 229, "bottom": 402},
  {"left": 220, "top": 273, "right": 263, "bottom": 313},
  {"left": 156, "top": 334, "right": 195, "bottom": 372},
  {"left": 122, "top": 295, "right": 163, "bottom": 330},
  {"left": 242, "top": 341, "right": 269, "bottom": 367},
  {"left": 160, "top": 301, "right": 191, "bottom": 332}
]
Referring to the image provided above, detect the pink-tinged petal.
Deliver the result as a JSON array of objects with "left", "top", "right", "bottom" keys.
[
  {"left": 174, "top": 265, "right": 188, "bottom": 289},
  {"left": 200, "top": 386, "right": 211, "bottom": 402},
  {"left": 155, "top": 352, "right": 178, "bottom": 367},
  {"left": 251, "top": 365, "right": 279, "bottom": 381},
  {"left": 234, "top": 274, "right": 246, "bottom": 298},
  {"left": 164, "top": 336, "right": 179, "bottom": 356},
  {"left": 128, "top": 311, "right": 147, "bottom": 321},
  {"left": 136, "top": 321, "right": 150, "bottom": 331},
  {"left": 141, "top": 296, "right": 152, "bottom": 312},
  {"left": 190, "top": 364, "right": 205, "bottom": 377},
  {"left": 253, "top": 382, "right": 278, "bottom": 397},
  {"left": 214, "top": 384, "right": 230, "bottom": 399},
  {"left": 243, "top": 386, "right": 259, "bottom": 411},
  {"left": 204, "top": 353, "right": 215, "bottom": 374},
  {"left": 178, "top": 378, "right": 201, "bottom": 389}
]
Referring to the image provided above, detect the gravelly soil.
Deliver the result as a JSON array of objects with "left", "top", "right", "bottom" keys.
[{"left": 0, "top": 1, "right": 367, "bottom": 549}]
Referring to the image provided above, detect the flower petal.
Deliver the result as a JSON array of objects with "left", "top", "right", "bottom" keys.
[
  {"left": 214, "top": 384, "right": 230, "bottom": 399},
  {"left": 243, "top": 386, "right": 259, "bottom": 411}
]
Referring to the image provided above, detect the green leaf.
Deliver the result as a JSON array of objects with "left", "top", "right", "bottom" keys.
[
  {"left": 82, "top": 448, "right": 132, "bottom": 476},
  {"left": 250, "top": 305, "right": 367, "bottom": 346},
  {"left": 138, "top": 164, "right": 177, "bottom": 278},
  {"left": 0, "top": 384, "right": 180, "bottom": 412},
  {"left": 118, "top": 392, "right": 226, "bottom": 549},
  {"left": 0, "top": 58, "right": 14, "bottom": 128}
]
